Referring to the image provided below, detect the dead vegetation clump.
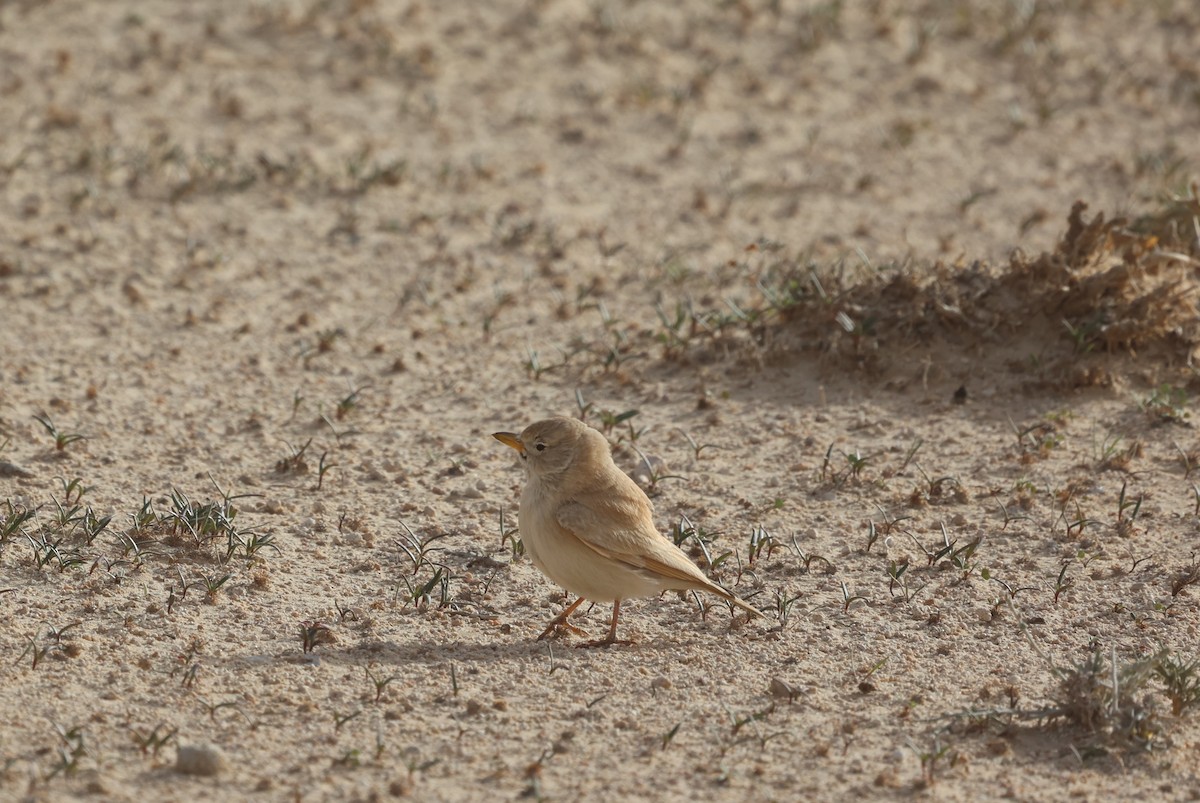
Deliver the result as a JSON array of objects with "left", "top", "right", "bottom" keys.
[
  {"left": 1052, "top": 649, "right": 1164, "bottom": 751},
  {"left": 763, "top": 194, "right": 1200, "bottom": 386}
]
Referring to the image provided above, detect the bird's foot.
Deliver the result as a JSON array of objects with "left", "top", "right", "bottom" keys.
[{"left": 536, "top": 598, "right": 590, "bottom": 641}]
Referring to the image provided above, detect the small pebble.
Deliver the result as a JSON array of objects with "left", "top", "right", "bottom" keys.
[{"left": 175, "top": 744, "right": 226, "bottom": 777}]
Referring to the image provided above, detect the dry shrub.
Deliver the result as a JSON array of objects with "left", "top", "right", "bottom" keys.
[{"left": 770, "top": 195, "right": 1200, "bottom": 386}]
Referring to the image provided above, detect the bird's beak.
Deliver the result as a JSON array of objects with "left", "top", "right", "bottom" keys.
[{"left": 492, "top": 431, "right": 525, "bottom": 456}]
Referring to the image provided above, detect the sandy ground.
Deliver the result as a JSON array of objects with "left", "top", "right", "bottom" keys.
[{"left": 2, "top": 0, "right": 1200, "bottom": 800}]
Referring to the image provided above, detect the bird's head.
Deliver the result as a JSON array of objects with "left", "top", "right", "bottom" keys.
[{"left": 492, "top": 416, "right": 608, "bottom": 485}]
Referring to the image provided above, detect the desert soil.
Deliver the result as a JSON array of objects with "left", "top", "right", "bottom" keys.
[{"left": 2, "top": 1, "right": 1200, "bottom": 801}]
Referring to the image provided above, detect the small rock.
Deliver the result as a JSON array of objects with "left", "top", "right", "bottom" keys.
[
  {"left": 175, "top": 744, "right": 226, "bottom": 777},
  {"left": 258, "top": 499, "right": 286, "bottom": 514}
]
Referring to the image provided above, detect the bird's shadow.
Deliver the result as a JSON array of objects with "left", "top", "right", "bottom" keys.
[{"left": 312, "top": 631, "right": 680, "bottom": 668}]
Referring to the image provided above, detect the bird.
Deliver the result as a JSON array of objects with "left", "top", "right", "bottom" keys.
[{"left": 492, "top": 416, "right": 759, "bottom": 647}]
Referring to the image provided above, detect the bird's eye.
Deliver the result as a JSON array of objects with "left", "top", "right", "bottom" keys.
[{"left": 535, "top": 443, "right": 546, "bottom": 452}]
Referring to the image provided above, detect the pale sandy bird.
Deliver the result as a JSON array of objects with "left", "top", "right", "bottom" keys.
[{"left": 493, "top": 416, "right": 759, "bottom": 647}]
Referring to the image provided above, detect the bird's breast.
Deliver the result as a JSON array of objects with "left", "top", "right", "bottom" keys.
[{"left": 518, "top": 480, "right": 557, "bottom": 571}]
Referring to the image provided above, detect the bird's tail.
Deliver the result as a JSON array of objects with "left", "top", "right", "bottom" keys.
[{"left": 706, "top": 581, "right": 761, "bottom": 617}]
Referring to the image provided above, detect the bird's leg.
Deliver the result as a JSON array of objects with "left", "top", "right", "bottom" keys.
[
  {"left": 536, "top": 596, "right": 589, "bottom": 641},
  {"left": 577, "top": 600, "right": 633, "bottom": 648}
]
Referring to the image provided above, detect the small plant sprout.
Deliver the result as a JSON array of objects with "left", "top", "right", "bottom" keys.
[
  {"left": 1174, "top": 441, "right": 1197, "bottom": 479},
  {"left": 871, "top": 504, "right": 913, "bottom": 538},
  {"left": 1062, "top": 318, "right": 1095, "bottom": 354},
  {"left": 989, "top": 573, "right": 1035, "bottom": 600},
  {"left": 315, "top": 450, "right": 337, "bottom": 490},
  {"left": 498, "top": 509, "right": 524, "bottom": 560},
  {"left": 772, "top": 586, "right": 804, "bottom": 628},
  {"left": 1169, "top": 553, "right": 1200, "bottom": 597},
  {"left": 45, "top": 621, "right": 81, "bottom": 647},
  {"left": 819, "top": 443, "right": 836, "bottom": 484},
  {"left": 1, "top": 501, "right": 37, "bottom": 544},
  {"left": 887, "top": 559, "right": 924, "bottom": 603},
  {"left": 240, "top": 531, "right": 280, "bottom": 560},
  {"left": 300, "top": 620, "right": 336, "bottom": 653},
  {"left": 399, "top": 566, "right": 452, "bottom": 609},
  {"left": 25, "top": 533, "right": 85, "bottom": 572},
  {"left": 315, "top": 327, "right": 345, "bottom": 354},
  {"left": 574, "top": 388, "right": 594, "bottom": 420},
  {"left": 915, "top": 465, "right": 961, "bottom": 501},
  {"left": 897, "top": 437, "right": 923, "bottom": 473},
  {"left": 947, "top": 537, "right": 982, "bottom": 581},
  {"left": 913, "top": 737, "right": 951, "bottom": 788},
  {"left": 395, "top": 519, "right": 450, "bottom": 574},
  {"left": 629, "top": 445, "right": 685, "bottom": 496},
  {"left": 545, "top": 643, "right": 565, "bottom": 676},
  {"left": 172, "top": 640, "right": 203, "bottom": 688},
  {"left": 47, "top": 722, "right": 87, "bottom": 779},
  {"left": 844, "top": 449, "right": 870, "bottom": 480},
  {"left": 671, "top": 514, "right": 722, "bottom": 570},
  {"left": 335, "top": 384, "right": 369, "bottom": 420},
  {"left": 328, "top": 599, "right": 353, "bottom": 623},
  {"left": 840, "top": 580, "right": 866, "bottom": 613},
  {"left": 276, "top": 438, "right": 312, "bottom": 474},
  {"left": 661, "top": 722, "right": 683, "bottom": 751},
  {"left": 201, "top": 571, "right": 232, "bottom": 601},
  {"left": 287, "top": 390, "right": 305, "bottom": 423},
  {"left": 1093, "top": 430, "right": 1126, "bottom": 467},
  {"left": 1057, "top": 491, "right": 1099, "bottom": 539},
  {"left": 1052, "top": 561, "right": 1074, "bottom": 605},
  {"left": 678, "top": 429, "right": 717, "bottom": 461},
  {"left": 911, "top": 522, "right": 957, "bottom": 567},
  {"left": 19, "top": 624, "right": 79, "bottom": 668},
  {"left": 997, "top": 501, "right": 1032, "bottom": 530},
  {"left": 787, "top": 533, "right": 831, "bottom": 573},
  {"left": 724, "top": 701, "right": 780, "bottom": 750},
  {"left": 1155, "top": 653, "right": 1200, "bottom": 715},
  {"left": 366, "top": 666, "right": 399, "bottom": 703},
  {"left": 861, "top": 657, "right": 888, "bottom": 686},
  {"left": 747, "top": 524, "right": 779, "bottom": 565},
  {"left": 197, "top": 698, "right": 242, "bottom": 722},
  {"left": 400, "top": 746, "right": 440, "bottom": 783},
  {"left": 1141, "top": 383, "right": 1189, "bottom": 423},
  {"left": 130, "top": 723, "right": 178, "bottom": 758},
  {"left": 524, "top": 347, "right": 552, "bottom": 380},
  {"left": 333, "top": 708, "right": 363, "bottom": 733},
  {"left": 1115, "top": 480, "right": 1143, "bottom": 536},
  {"left": 33, "top": 413, "right": 87, "bottom": 452},
  {"left": 318, "top": 413, "right": 356, "bottom": 447},
  {"left": 597, "top": 407, "right": 639, "bottom": 435},
  {"left": 80, "top": 507, "right": 112, "bottom": 546},
  {"left": 50, "top": 488, "right": 84, "bottom": 530}
]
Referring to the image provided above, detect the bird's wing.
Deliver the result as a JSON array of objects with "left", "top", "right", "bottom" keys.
[
  {"left": 553, "top": 475, "right": 761, "bottom": 616},
  {"left": 556, "top": 498, "right": 760, "bottom": 616},
  {"left": 555, "top": 494, "right": 716, "bottom": 589}
]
